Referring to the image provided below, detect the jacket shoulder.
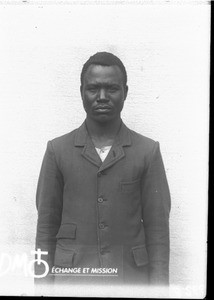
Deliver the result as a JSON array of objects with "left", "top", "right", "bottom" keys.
[
  {"left": 49, "top": 128, "right": 78, "bottom": 152},
  {"left": 129, "top": 129, "right": 157, "bottom": 152}
]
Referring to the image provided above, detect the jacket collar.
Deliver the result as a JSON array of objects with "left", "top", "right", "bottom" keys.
[
  {"left": 74, "top": 120, "right": 132, "bottom": 147},
  {"left": 74, "top": 120, "right": 132, "bottom": 171}
]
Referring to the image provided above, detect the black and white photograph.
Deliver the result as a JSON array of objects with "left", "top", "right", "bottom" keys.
[{"left": 0, "top": 0, "right": 209, "bottom": 297}]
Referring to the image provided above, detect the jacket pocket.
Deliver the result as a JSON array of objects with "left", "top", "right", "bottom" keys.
[
  {"left": 132, "top": 245, "right": 149, "bottom": 267},
  {"left": 56, "top": 223, "right": 77, "bottom": 239},
  {"left": 120, "top": 178, "right": 141, "bottom": 193},
  {"left": 54, "top": 246, "right": 76, "bottom": 267}
]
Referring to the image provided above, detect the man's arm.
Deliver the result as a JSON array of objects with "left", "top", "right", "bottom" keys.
[
  {"left": 141, "top": 141, "right": 171, "bottom": 286},
  {"left": 35, "top": 141, "right": 63, "bottom": 285}
]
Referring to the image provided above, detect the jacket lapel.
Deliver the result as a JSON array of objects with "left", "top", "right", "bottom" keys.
[
  {"left": 74, "top": 121, "right": 132, "bottom": 170},
  {"left": 75, "top": 122, "right": 101, "bottom": 167},
  {"left": 82, "top": 138, "right": 102, "bottom": 168},
  {"left": 98, "top": 143, "right": 125, "bottom": 172},
  {"left": 99, "top": 123, "right": 131, "bottom": 172}
]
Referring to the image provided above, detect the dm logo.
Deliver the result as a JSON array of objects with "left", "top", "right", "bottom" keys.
[{"left": 0, "top": 248, "right": 49, "bottom": 278}]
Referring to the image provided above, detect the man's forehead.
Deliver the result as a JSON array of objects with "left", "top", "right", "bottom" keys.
[{"left": 84, "top": 64, "right": 124, "bottom": 82}]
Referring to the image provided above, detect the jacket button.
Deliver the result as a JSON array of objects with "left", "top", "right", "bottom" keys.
[
  {"left": 100, "top": 245, "right": 110, "bottom": 254},
  {"left": 99, "top": 223, "right": 105, "bottom": 229},
  {"left": 98, "top": 197, "right": 104, "bottom": 203},
  {"left": 100, "top": 249, "right": 106, "bottom": 255},
  {"left": 98, "top": 171, "right": 106, "bottom": 176}
]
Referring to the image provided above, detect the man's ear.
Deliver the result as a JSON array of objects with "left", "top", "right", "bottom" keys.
[
  {"left": 80, "top": 85, "right": 83, "bottom": 98},
  {"left": 124, "top": 85, "right": 128, "bottom": 100}
]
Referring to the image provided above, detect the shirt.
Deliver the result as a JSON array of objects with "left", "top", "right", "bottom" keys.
[{"left": 95, "top": 146, "right": 112, "bottom": 162}]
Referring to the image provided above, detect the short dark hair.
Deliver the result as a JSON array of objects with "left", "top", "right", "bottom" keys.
[{"left": 80, "top": 52, "right": 127, "bottom": 87}]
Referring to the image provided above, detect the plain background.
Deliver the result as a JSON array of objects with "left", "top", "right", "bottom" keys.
[{"left": 0, "top": 0, "right": 209, "bottom": 297}]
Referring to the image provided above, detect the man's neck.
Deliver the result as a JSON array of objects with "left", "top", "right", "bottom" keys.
[{"left": 85, "top": 117, "right": 122, "bottom": 148}]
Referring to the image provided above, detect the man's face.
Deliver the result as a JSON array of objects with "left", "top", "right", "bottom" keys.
[{"left": 81, "top": 64, "right": 128, "bottom": 123}]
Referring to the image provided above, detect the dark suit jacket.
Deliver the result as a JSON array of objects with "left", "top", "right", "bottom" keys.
[{"left": 35, "top": 121, "right": 171, "bottom": 286}]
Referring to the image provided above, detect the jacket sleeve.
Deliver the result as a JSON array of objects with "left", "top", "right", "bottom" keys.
[
  {"left": 35, "top": 141, "right": 63, "bottom": 285},
  {"left": 141, "top": 141, "right": 171, "bottom": 286}
]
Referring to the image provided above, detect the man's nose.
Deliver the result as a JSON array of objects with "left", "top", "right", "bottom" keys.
[{"left": 97, "top": 88, "right": 108, "bottom": 102}]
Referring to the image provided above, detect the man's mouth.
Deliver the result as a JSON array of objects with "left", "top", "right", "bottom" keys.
[{"left": 94, "top": 106, "right": 112, "bottom": 112}]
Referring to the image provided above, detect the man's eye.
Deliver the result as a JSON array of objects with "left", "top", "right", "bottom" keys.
[
  {"left": 108, "top": 87, "right": 119, "bottom": 93},
  {"left": 88, "top": 88, "right": 97, "bottom": 93}
]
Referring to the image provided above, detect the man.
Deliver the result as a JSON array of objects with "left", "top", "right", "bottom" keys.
[{"left": 35, "top": 52, "right": 171, "bottom": 287}]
